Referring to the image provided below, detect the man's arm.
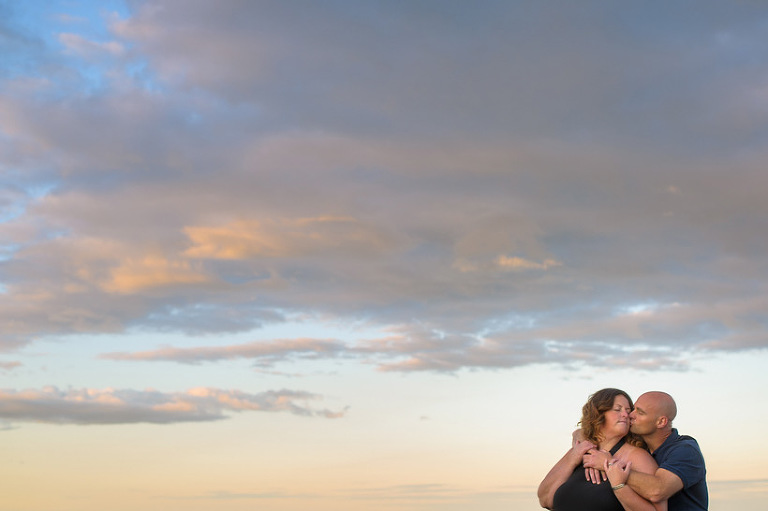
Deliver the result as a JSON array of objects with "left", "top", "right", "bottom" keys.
[
  {"left": 626, "top": 467, "right": 683, "bottom": 503},
  {"left": 572, "top": 429, "right": 607, "bottom": 484}
]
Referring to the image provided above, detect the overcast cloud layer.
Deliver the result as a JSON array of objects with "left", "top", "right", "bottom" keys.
[{"left": 2, "top": 0, "right": 768, "bottom": 393}]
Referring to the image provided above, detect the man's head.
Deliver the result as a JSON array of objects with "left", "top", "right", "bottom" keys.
[{"left": 630, "top": 391, "right": 677, "bottom": 436}]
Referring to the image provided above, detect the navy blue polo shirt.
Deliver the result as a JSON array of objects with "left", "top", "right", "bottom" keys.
[{"left": 652, "top": 429, "right": 708, "bottom": 510}]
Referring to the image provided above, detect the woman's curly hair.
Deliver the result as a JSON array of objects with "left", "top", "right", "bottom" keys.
[{"left": 579, "top": 388, "right": 646, "bottom": 449}]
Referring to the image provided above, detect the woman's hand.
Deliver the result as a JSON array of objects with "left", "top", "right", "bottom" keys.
[{"left": 604, "top": 458, "right": 631, "bottom": 487}]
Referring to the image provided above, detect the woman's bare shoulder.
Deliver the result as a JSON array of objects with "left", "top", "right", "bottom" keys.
[
  {"left": 622, "top": 444, "right": 651, "bottom": 457},
  {"left": 620, "top": 444, "right": 657, "bottom": 472}
]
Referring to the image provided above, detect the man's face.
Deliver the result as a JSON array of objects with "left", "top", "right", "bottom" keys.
[{"left": 629, "top": 394, "right": 657, "bottom": 436}]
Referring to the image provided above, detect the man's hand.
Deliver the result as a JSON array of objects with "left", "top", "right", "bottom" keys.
[
  {"left": 582, "top": 449, "right": 610, "bottom": 483},
  {"left": 572, "top": 439, "right": 597, "bottom": 457},
  {"left": 584, "top": 466, "right": 605, "bottom": 484},
  {"left": 583, "top": 448, "right": 611, "bottom": 470}
]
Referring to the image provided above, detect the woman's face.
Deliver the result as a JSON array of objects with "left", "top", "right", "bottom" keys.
[{"left": 602, "top": 394, "right": 631, "bottom": 437}]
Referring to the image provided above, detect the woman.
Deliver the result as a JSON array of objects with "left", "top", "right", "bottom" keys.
[{"left": 537, "top": 388, "right": 666, "bottom": 511}]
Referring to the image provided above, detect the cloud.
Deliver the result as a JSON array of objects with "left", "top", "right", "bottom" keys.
[
  {"left": 100, "top": 326, "right": 695, "bottom": 374},
  {"left": 102, "top": 255, "right": 211, "bottom": 294},
  {"left": 59, "top": 33, "right": 125, "bottom": 58},
  {"left": 0, "top": 386, "right": 347, "bottom": 425},
  {"left": 106, "top": 1, "right": 768, "bottom": 147},
  {"left": 365, "top": 331, "right": 693, "bottom": 373},
  {"left": 495, "top": 256, "right": 562, "bottom": 272},
  {"left": 1, "top": 0, "right": 768, "bottom": 371},
  {"left": 185, "top": 483, "right": 524, "bottom": 503},
  {"left": 101, "top": 338, "right": 349, "bottom": 366},
  {"left": 183, "top": 216, "right": 396, "bottom": 260}
]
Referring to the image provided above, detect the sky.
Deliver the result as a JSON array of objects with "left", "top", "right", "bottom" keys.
[{"left": 1, "top": 1, "right": 768, "bottom": 510}]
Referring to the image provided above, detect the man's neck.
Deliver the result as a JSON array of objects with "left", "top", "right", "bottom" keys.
[{"left": 645, "top": 428, "right": 673, "bottom": 453}]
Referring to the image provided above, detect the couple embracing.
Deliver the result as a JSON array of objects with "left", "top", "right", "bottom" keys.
[{"left": 538, "top": 389, "right": 708, "bottom": 511}]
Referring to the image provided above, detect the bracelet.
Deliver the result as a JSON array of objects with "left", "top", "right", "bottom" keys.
[{"left": 611, "top": 483, "right": 626, "bottom": 491}]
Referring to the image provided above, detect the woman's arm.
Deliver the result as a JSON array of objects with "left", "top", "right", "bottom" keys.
[
  {"left": 605, "top": 449, "right": 667, "bottom": 511},
  {"left": 537, "top": 439, "right": 595, "bottom": 509}
]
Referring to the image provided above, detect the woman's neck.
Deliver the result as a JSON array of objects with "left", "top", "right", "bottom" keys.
[{"left": 598, "top": 434, "right": 624, "bottom": 452}]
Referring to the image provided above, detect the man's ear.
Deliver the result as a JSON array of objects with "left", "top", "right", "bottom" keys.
[{"left": 656, "top": 416, "right": 668, "bottom": 428}]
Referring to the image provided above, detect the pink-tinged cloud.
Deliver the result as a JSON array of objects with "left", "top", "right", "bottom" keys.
[
  {"left": 58, "top": 33, "right": 126, "bottom": 58},
  {"left": 100, "top": 338, "right": 349, "bottom": 366},
  {"left": 102, "top": 256, "right": 212, "bottom": 294},
  {"left": 0, "top": 386, "right": 347, "bottom": 425},
  {"left": 98, "top": 327, "right": 693, "bottom": 374},
  {"left": 183, "top": 216, "right": 396, "bottom": 260},
  {"left": 495, "top": 255, "right": 562, "bottom": 271}
]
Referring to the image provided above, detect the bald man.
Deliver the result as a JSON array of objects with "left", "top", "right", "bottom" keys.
[{"left": 614, "top": 391, "right": 708, "bottom": 510}]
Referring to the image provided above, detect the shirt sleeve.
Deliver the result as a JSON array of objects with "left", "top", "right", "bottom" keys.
[{"left": 658, "top": 440, "right": 706, "bottom": 489}]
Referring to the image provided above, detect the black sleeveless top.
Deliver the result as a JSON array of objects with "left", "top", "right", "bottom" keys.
[{"left": 551, "top": 438, "right": 626, "bottom": 511}]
